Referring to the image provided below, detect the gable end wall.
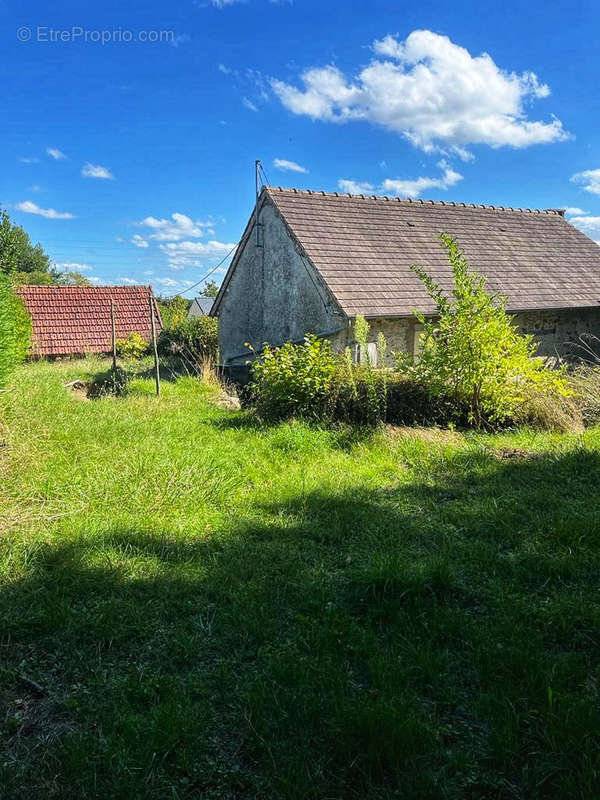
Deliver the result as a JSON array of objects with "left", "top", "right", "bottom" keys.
[{"left": 217, "top": 201, "right": 346, "bottom": 364}]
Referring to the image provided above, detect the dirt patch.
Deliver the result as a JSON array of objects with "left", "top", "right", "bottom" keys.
[
  {"left": 491, "top": 446, "right": 537, "bottom": 461},
  {"left": 217, "top": 393, "right": 241, "bottom": 411},
  {"left": 64, "top": 379, "right": 91, "bottom": 400},
  {"left": 2, "top": 678, "right": 76, "bottom": 766}
]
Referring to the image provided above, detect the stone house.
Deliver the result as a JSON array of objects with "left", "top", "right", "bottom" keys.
[{"left": 212, "top": 187, "right": 600, "bottom": 366}]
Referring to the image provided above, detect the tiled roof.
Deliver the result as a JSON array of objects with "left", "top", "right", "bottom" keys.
[
  {"left": 265, "top": 187, "right": 600, "bottom": 317},
  {"left": 16, "top": 285, "right": 161, "bottom": 357},
  {"left": 191, "top": 297, "right": 214, "bottom": 315}
]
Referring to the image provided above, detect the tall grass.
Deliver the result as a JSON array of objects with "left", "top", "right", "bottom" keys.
[{"left": 1, "top": 360, "right": 600, "bottom": 798}]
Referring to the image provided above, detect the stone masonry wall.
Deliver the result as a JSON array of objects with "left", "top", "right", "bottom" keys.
[{"left": 332, "top": 308, "right": 600, "bottom": 364}]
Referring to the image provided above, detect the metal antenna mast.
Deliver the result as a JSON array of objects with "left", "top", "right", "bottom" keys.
[{"left": 255, "top": 159, "right": 262, "bottom": 248}]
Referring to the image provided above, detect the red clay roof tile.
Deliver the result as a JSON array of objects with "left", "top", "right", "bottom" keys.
[{"left": 16, "top": 285, "right": 161, "bottom": 357}]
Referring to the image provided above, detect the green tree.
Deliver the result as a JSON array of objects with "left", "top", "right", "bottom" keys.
[
  {"left": 0, "top": 210, "right": 51, "bottom": 277},
  {"left": 403, "top": 234, "right": 569, "bottom": 427},
  {"left": 52, "top": 269, "right": 91, "bottom": 286},
  {"left": 157, "top": 294, "right": 191, "bottom": 328},
  {"left": 201, "top": 280, "right": 219, "bottom": 298},
  {"left": 0, "top": 210, "right": 88, "bottom": 286}
]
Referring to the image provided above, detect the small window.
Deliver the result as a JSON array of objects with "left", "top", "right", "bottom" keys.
[
  {"left": 352, "top": 342, "right": 378, "bottom": 366},
  {"left": 363, "top": 342, "right": 378, "bottom": 366}
]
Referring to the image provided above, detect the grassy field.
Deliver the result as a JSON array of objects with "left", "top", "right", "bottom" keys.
[{"left": 1, "top": 360, "right": 600, "bottom": 799}]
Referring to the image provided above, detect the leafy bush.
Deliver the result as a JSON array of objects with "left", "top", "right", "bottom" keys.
[
  {"left": 158, "top": 316, "right": 218, "bottom": 368},
  {"left": 116, "top": 331, "right": 148, "bottom": 360},
  {"left": 400, "top": 234, "right": 571, "bottom": 428},
  {"left": 0, "top": 275, "right": 31, "bottom": 386},
  {"left": 156, "top": 294, "right": 190, "bottom": 328},
  {"left": 87, "top": 366, "right": 129, "bottom": 398},
  {"left": 349, "top": 315, "right": 388, "bottom": 425},
  {"left": 248, "top": 334, "right": 337, "bottom": 421},
  {"left": 247, "top": 322, "right": 450, "bottom": 427}
]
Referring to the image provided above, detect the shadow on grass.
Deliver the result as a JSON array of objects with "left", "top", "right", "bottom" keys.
[
  {"left": 211, "top": 413, "right": 380, "bottom": 449},
  {"left": 2, "top": 449, "right": 600, "bottom": 799}
]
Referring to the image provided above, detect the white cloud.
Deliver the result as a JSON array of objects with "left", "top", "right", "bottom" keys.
[
  {"left": 20, "top": 156, "right": 39, "bottom": 164},
  {"left": 53, "top": 262, "right": 92, "bottom": 272},
  {"left": 274, "top": 158, "right": 308, "bottom": 173},
  {"left": 82, "top": 162, "right": 115, "bottom": 180},
  {"left": 16, "top": 200, "right": 74, "bottom": 219},
  {"left": 159, "top": 239, "right": 236, "bottom": 269},
  {"left": 568, "top": 215, "right": 600, "bottom": 240},
  {"left": 47, "top": 147, "right": 66, "bottom": 160},
  {"left": 137, "top": 213, "right": 212, "bottom": 241},
  {"left": 338, "top": 179, "right": 375, "bottom": 194},
  {"left": 131, "top": 234, "right": 149, "bottom": 248},
  {"left": 571, "top": 169, "right": 600, "bottom": 196},
  {"left": 271, "top": 30, "right": 567, "bottom": 157},
  {"left": 211, "top": 0, "right": 244, "bottom": 6},
  {"left": 243, "top": 97, "right": 258, "bottom": 112},
  {"left": 119, "top": 277, "right": 138, "bottom": 284},
  {"left": 218, "top": 63, "right": 237, "bottom": 75},
  {"left": 154, "top": 277, "right": 179, "bottom": 287},
  {"left": 565, "top": 207, "right": 587, "bottom": 216},
  {"left": 89, "top": 276, "right": 102, "bottom": 284},
  {"left": 29, "top": 185, "right": 42, "bottom": 192},
  {"left": 381, "top": 160, "right": 463, "bottom": 197},
  {"left": 339, "top": 160, "right": 463, "bottom": 198}
]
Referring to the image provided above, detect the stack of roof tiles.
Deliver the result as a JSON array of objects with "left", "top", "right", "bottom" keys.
[
  {"left": 16, "top": 285, "right": 161, "bottom": 357},
  {"left": 264, "top": 187, "right": 600, "bottom": 318}
]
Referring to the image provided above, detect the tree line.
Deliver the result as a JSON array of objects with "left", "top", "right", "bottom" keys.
[{"left": 0, "top": 209, "right": 89, "bottom": 286}]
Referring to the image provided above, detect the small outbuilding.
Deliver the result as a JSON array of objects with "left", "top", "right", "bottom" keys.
[
  {"left": 213, "top": 186, "right": 600, "bottom": 365},
  {"left": 187, "top": 297, "right": 215, "bottom": 318},
  {"left": 17, "top": 284, "right": 161, "bottom": 357}
]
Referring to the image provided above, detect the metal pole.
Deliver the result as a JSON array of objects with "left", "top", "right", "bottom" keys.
[
  {"left": 149, "top": 294, "right": 160, "bottom": 396},
  {"left": 255, "top": 159, "right": 261, "bottom": 248},
  {"left": 110, "top": 299, "right": 117, "bottom": 372}
]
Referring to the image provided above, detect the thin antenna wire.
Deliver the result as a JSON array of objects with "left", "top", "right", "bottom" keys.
[
  {"left": 259, "top": 162, "right": 271, "bottom": 187},
  {"left": 176, "top": 159, "right": 263, "bottom": 297},
  {"left": 177, "top": 242, "right": 239, "bottom": 296}
]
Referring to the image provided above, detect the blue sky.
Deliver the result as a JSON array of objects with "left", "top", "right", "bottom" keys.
[{"left": 2, "top": 0, "right": 599, "bottom": 295}]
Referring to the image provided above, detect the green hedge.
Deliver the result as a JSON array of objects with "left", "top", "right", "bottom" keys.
[
  {"left": 246, "top": 335, "right": 458, "bottom": 427},
  {"left": 158, "top": 316, "right": 218, "bottom": 366},
  {"left": 0, "top": 277, "right": 31, "bottom": 386}
]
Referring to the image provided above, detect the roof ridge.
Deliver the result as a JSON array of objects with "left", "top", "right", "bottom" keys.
[
  {"left": 17, "top": 284, "right": 150, "bottom": 291},
  {"left": 264, "top": 185, "right": 565, "bottom": 216}
]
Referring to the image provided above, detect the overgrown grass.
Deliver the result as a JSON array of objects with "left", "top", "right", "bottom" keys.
[{"left": 2, "top": 360, "right": 600, "bottom": 798}]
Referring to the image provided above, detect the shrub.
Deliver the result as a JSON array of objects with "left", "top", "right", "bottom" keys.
[
  {"left": 248, "top": 334, "right": 336, "bottom": 421},
  {"left": 158, "top": 316, "right": 218, "bottom": 368},
  {"left": 567, "top": 365, "right": 600, "bottom": 427},
  {"left": 116, "top": 331, "right": 148, "bottom": 360},
  {"left": 156, "top": 294, "right": 190, "bottom": 328},
  {"left": 88, "top": 366, "right": 129, "bottom": 398},
  {"left": 0, "top": 276, "right": 31, "bottom": 386},
  {"left": 400, "top": 234, "right": 571, "bottom": 428},
  {"left": 516, "top": 382, "right": 583, "bottom": 433},
  {"left": 350, "top": 315, "right": 388, "bottom": 425}
]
